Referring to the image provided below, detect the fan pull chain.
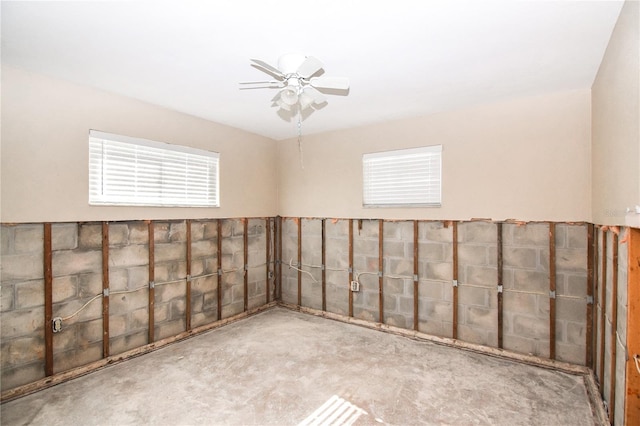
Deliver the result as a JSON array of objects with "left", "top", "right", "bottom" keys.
[{"left": 297, "top": 110, "right": 304, "bottom": 169}]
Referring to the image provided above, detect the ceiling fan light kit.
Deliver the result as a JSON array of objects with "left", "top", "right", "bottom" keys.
[{"left": 242, "top": 53, "right": 349, "bottom": 115}]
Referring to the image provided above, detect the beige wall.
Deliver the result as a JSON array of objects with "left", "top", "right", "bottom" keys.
[
  {"left": 592, "top": 0, "right": 640, "bottom": 226},
  {"left": 278, "top": 90, "right": 592, "bottom": 221},
  {"left": 1, "top": 66, "right": 278, "bottom": 223}
]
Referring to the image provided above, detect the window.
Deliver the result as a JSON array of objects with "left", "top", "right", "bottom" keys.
[
  {"left": 89, "top": 130, "right": 219, "bottom": 207},
  {"left": 362, "top": 145, "right": 441, "bottom": 207}
]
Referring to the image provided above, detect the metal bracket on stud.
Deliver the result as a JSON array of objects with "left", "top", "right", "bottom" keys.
[
  {"left": 549, "top": 290, "right": 556, "bottom": 299},
  {"left": 297, "top": 262, "right": 301, "bottom": 269},
  {"left": 186, "top": 274, "right": 191, "bottom": 282},
  {"left": 217, "top": 269, "right": 223, "bottom": 276},
  {"left": 413, "top": 274, "right": 419, "bottom": 282},
  {"left": 497, "top": 285, "right": 503, "bottom": 294},
  {"left": 348, "top": 267, "right": 353, "bottom": 274},
  {"left": 378, "top": 271, "right": 383, "bottom": 278},
  {"left": 244, "top": 264, "right": 249, "bottom": 271},
  {"left": 103, "top": 288, "right": 110, "bottom": 297},
  {"left": 586, "top": 295, "right": 594, "bottom": 305},
  {"left": 452, "top": 280, "right": 458, "bottom": 288},
  {"left": 321, "top": 264, "right": 326, "bottom": 271},
  {"left": 149, "top": 281, "right": 155, "bottom": 289}
]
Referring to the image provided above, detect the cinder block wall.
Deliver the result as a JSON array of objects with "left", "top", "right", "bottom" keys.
[
  {"left": 0, "top": 218, "right": 274, "bottom": 393},
  {"left": 281, "top": 218, "right": 593, "bottom": 366}
]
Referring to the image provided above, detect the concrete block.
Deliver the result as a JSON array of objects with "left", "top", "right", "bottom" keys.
[
  {"left": 154, "top": 303, "right": 170, "bottom": 323},
  {"left": 355, "top": 220, "right": 380, "bottom": 239},
  {"left": 459, "top": 222, "right": 496, "bottom": 244},
  {"left": 382, "top": 242, "right": 405, "bottom": 259},
  {"left": 1, "top": 225, "right": 14, "bottom": 254},
  {"left": 513, "top": 314, "right": 549, "bottom": 339},
  {"left": 464, "top": 306, "right": 496, "bottom": 329},
  {"left": 556, "top": 342, "right": 585, "bottom": 365},
  {"left": 383, "top": 294, "right": 397, "bottom": 312},
  {"left": 1, "top": 253, "right": 44, "bottom": 281},
  {"left": 155, "top": 261, "right": 186, "bottom": 283},
  {"left": 458, "top": 245, "right": 488, "bottom": 266},
  {"left": 1, "top": 361, "right": 45, "bottom": 392},
  {"left": 418, "top": 242, "right": 445, "bottom": 261},
  {"left": 502, "top": 334, "right": 537, "bottom": 356},
  {"left": 52, "top": 326, "right": 76, "bottom": 352},
  {"left": 503, "top": 247, "right": 538, "bottom": 269},
  {"left": 508, "top": 223, "right": 548, "bottom": 246},
  {"left": 565, "top": 321, "right": 585, "bottom": 346},
  {"left": 424, "top": 262, "right": 452, "bottom": 281},
  {"left": 169, "top": 222, "right": 187, "bottom": 242},
  {"left": 192, "top": 310, "right": 217, "bottom": 328},
  {"left": 1, "top": 283, "right": 15, "bottom": 312},
  {"left": 128, "top": 222, "right": 148, "bottom": 244},
  {"left": 190, "top": 222, "right": 205, "bottom": 241},
  {"left": 52, "top": 276, "right": 77, "bottom": 303},
  {"left": 203, "top": 291, "right": 218, "bottom": 311},
  {"left": 16, "top": 280, "right": 45, "bottom": 309},
  {"left": 419, "top": 299, "right": 452, "bottom": 321},
  {"left": 110, "top": 290, "right": 148, "bottom": 316},
  {"left": 109, "top": 245, "right": 148, "bottom": 268},
  {"left": 463, "top": 266, "right": 497, "bottom": 287},
  {"left": 202, "top": 221, "right": 218, "bottom": 240},
  {"left": 109, "top": 331, "right": 148, "bottom": 357},
  {"left": 78, "top": 223, "right": 102, "bottom": 250},
  {"left": 566, "top": 225, "right": 587, "bottom": 249},
  {"left": 155, "top": 242, "right": 186, "bottom": 263},
  {"left": 130, "top": 307, "right": 149, "bottom": 331},
  {"left": 458, "top": 286, "right": 490, "bottom": 308},
  {"left": 457, "top": 324, "right": 491, "bottom": 346},
  {"left": 1, "top": 307, "right": 45, "bottom": 338},
  {"left": 221, "top": 301, "right": 244, "bottom": 319},
  {"left": 191, "top": 276, "right": 216, "bottom": 296},
  {"left": 248, "top": 234, "right": 266, "bottom": 253},
  {"left": 153, "top": 223, "right": 171, "bottom": 243},
  {"left": 109, "top": 314, "right": 127, "bottom": 337},
  {"left": 52, "top": 250, "right": 102, "bottom": 277},
  {"left": 503, "top": 292, "right": 538, "bottom": 315},
  {"left": 418, "top": 280, "right": 444, "bottom": 300},
  {"left": 1, "top": 336, "right": 44, "bottom": 366},
  {"left": 556, "top": 249, "right": 587, "bottom": 272},
  {"left": 51, "top": 224, "right": 78, "bottom": 251},
  {"left": 420, "top": 222, "right": 453, "bottom": 243},
  {"left": 169, "top": 299, "right": 186, "bottom": 319},
  {"left": 14, "top": 225, "right": 44, "bottom": 254},
  {"left": 353, "top": 239, "right": 378, "bottom": 258},
  {"left": 511, "top": 270, "right": 548, "bottom": 293},
  {"left": 109, "top": 269, "right": 129, "bottom": 292},
  {"left": 555, "top": 298, "right": 586, "bottom": 322},
  {"left": 418, "top": 319, "right": 445, "bottom": 337},
  {"left": 76, "top": 319, "right": 103, "bottom": 345},
  {"left": 384, "top": 314, "right": 408, "bottom": 329},
  {"left": 353, "top": 308, "right": 376, "bottom": 323},
  {"left": 192, "top": 239, "right": 216, "bottom": 259},
  {"left": 562, "top": 274, "right": 587, "bottom": 297},
  {"left": 53, "top": 343, "right": 102, "bottom": 374},
  {"left": 125, "top": 267, "right": 148, "bottom": 291},
  {"left": 108, "top": 223, "right": 130, "bottom": 246},
  {"left": 155, "top": 281, "right": 185, "bottom": 304}
]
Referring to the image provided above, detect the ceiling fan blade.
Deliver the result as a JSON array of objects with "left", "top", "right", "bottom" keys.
[
  {"left": 310, "top": 76, "right": 350, "bottom": 91},
  {"left": 296, "top": 56, "right": 323, "bottom": 78},
  {"left": 250, "top": 59, "right": 285, "bottom": 78},
  {"left": 302, "top": 87, "right": 327, "bottom": 104},
  {"left": 239, "top": 81, "right": 281, "bottom": 85}
]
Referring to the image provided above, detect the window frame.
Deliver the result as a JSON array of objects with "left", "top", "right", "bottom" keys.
[
  {"left": 88, "top": 130, "right": 220, "bottom": 208},
  {"left": 362, "top": 145, "right": 442, "bottom": 208}
]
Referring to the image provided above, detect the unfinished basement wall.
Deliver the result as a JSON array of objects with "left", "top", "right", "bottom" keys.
[
  {"left": 0, "top": 66, "right": 278, "bottom": 223},
  {"left": 281, "top": 218, "right": 591, "bottom": 366},
  {"left": 594, "top": 226, "right": 629, "bottom": 425},
  {"left": 0, "top": 218, "right": 275, "bottom": 394}
]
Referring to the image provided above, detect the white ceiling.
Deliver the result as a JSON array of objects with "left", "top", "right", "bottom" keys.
[{"left": 1, "top": 1, "right": 624, "bottom": 141}]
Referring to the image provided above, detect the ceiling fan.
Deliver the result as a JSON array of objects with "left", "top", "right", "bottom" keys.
[{"left": 240, "top": 53, "right": 349, "bottom": 113}]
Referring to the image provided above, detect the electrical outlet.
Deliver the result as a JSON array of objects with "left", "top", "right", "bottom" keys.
[
  {"left": 52, "top": 317, "right": 62, "bottom": 333},
  {"left": 350, "top": 281, "right": 360, "bottom": 292}
]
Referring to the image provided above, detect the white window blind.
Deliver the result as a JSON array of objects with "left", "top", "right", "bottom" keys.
[
  {"left": 89, "top": 130, "right": 219, "bottom": 207},
  {"left": 363, "top": 145, "right": 442, "bottom": 207}
]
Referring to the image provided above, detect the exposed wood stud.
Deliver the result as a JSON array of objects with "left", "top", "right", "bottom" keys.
[
  {"left": 349, "top": 219, "right": 354, "bottom": 318},
  {"left": 599, "top": 229, "right": 607, "bottom": 393},
  {"left": 101, "top": 222, "right": 110, "bottom": 358},
  {"left": 586, "top": 223, "right": 594, "bottom": 368},
  {"left": 452, "top": 221, "right": 459, "bottom": 339},
  {"left": 266, "top": 218, "right": 271, "bottom": 304},
  {"left": 44, "top": 223, "right": 53, "bottom": 377},
  {"left": 379, "top": 220, "right": 384, "bottom": 324},
  {"left": 297, "top": 218, "right": 302, "bottom": 307},
  {"left": 497, "top": 222, "right": 504, "bottom": 349},
  {"left": 148, "top": 221, "right": 155, "bottom": 344},
  {"left": 549, "top": 222, "right": 556, "bottom": 360},
  {"left": 217, "top": 219, "right": 222, "bottom": 321},
  {"left": 413, "top": 220, "right": 419, "bottom": 331},
  {"left": 592, "top": 226, "right": 600, "bottom": 372},
  {"left": 186, "top": 220, "right": 192, "bottom": 331},
  {"left": 278, "top": 216, "right": 283, "bottom": 301},
  {"left": 321, "top": 219, "right": 327, "bottom": 312},
  {"left": 244, "top": 219, "right": 249, "bottom": 312},
  {"left": 625, "top": 228, "right": 640, "bottom": 425},
  {"left": 609, "top": 232, "right": 619, "bottom": 422}
]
